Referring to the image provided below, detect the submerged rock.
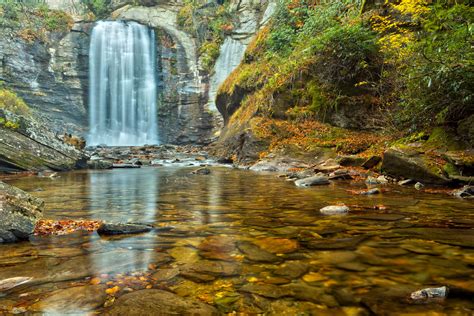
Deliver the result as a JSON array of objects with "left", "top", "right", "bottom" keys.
[
  {"left": 191, "top": 167, "right": 211, "bottom": 175},
  {"left": 295, "top": 176, "right": 330, "bottom": 187},
  {"left": 359, "top": 188, "right": 381, "bottom": 195},
  {"left": 237, "top": 241, "right": 281, "bottom": 263},
  {"left": 253, "top": 237, "right": 299, "bottom": 254},
  {"left": 320, "top": 205, "right": 349, "bottom": 215},
  {"left": 410, "top": 286, "right": 448, "bottom": 302},
  {"left": 97, "top": 223, "right": 153, "bottom": 235},
  {"left": 0, "top": 181, "right": 43, "bottom": 243},
  {"left": 30, "top": 285, "right": 107, "bottom": 313},
  {"left": 104, "top": 289, "right": 218, "bottom": 315}
]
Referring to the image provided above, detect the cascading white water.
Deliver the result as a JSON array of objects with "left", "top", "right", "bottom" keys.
[
  {"left": 88, "top": 21, "right": 158, "bottom": 146},
  {"left": 207, "top": 38, "right": 246, "bottom": 112}
]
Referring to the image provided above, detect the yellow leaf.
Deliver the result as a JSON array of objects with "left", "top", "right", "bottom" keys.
[
  {"left": 90, "top": 277, "right": 101, "bottom": 285},
  {"left": 106, "top": 286, "right": 120, "bottom": 295}
]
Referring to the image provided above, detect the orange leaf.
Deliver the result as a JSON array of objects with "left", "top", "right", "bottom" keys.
[{"left": 106, "top": 286, "right": 120, "bottom": 295}]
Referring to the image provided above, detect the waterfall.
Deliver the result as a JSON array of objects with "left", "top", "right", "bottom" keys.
[
  {"left": 88, "top": 21, "right": 158, "bottom": 146},
  {"left": 208, "top": 38, "right": 247, "bottom": 111}
]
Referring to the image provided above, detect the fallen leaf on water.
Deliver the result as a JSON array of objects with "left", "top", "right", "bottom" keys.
[
  {"left": 106, "top": 286, "right": 120, "bottom": 295},
  {"left": 90, "top": 277, "right": 101, "bottom": 285}
]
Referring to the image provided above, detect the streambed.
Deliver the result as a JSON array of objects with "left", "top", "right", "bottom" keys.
[{"left": 1, "top": 167, "right": 473, "bottom": 315}]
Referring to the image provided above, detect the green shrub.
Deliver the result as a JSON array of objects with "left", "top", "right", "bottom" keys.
[
  {"left": 80, "top": 0, "right": 110, "bottom": 18},
  {"left": 310, "top": 23, "right": 380, "bottom": 91},
  {"left": 400, "top": 3, "right": 474, "bottom": 128},
  {"left": 0, "top": 89, "right": 30, "bottom": 116}
]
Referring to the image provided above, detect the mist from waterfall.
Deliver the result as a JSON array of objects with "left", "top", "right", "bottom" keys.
[{"left": 88, "top": 21, "right": 158, "bottom": 146}]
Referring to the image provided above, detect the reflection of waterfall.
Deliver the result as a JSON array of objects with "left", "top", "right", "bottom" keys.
[
  {"left": 208, "top": 38, "right": 247, "bottom": 111},
  {"left": 88, "top": 169, "right": 158, "bottom": 273},
  {"left": 88, "top": 21, "right": 158, "bottom": 146}
]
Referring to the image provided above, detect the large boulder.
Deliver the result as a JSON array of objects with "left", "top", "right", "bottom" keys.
[
  {"left": 104, "top": 289, "right": 219, "bottom": 315},
  {"left": 0, "top": 181, "right": 43, "bottom": 242},
  {"left": 381, "top": 146, "right": 451, "bottom": 185}
]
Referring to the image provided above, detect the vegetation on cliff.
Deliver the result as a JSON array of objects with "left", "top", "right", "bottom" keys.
[
  {"left": 216, "top": 0, "right": 473, "bottom": 161},
  {"left": 177, "top": 0, "right": 236, "bottom": 72},
  {"left": 0, "top": 1, "right": 73, "bottom": 42}
]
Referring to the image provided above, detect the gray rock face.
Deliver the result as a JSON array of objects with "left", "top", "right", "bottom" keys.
[
  {"left": 0, "top": 181, "right": 43, "bottom": 243},
  {"left": 0, "top": 23, "right": 91, "bottom": 136},
  {"left": 104, "top": 289, "right": 219, "bottom": 316},
  {"left": 295, "top": 176, "right": 330, "bottom": 187},
  {"left": 0, "top": 111, "right": 87, "bottom": 172}
]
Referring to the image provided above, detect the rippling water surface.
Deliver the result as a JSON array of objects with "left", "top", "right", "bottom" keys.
[{"left": 1, "top": 167, "right": 473, "bottom": 315}]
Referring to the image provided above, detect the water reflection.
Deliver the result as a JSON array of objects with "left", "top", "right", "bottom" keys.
[
  {"left": 88, "top": 169, "right": 160, "bottom": 277},
  {"left": 2, "top": 167, "right": 473, "bottom": 315}
]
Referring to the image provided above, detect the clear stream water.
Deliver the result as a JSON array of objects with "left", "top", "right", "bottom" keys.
[{"left": 1, "top": 167, "right": 473, "bottom": 315}]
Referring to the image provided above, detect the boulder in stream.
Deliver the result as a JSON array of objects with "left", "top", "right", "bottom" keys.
[
  {"left": 295, "top": 176, "right": 330, "bottom": 187},
  {"left": 0, "top": 181, "right": 43, "bottom": 243},
  {"left": 320, "top": 205, "right": 349, "bottom": 215},
  {"left": 97, "top": 223, "right": 153, "bottom": 235}
]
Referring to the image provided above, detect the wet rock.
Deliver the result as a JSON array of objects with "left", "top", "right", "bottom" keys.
[
  {"left": 381, "top": 147, "right": 451, "bottom": 185},
  {"left": 104, "top": 289, "right": 218, "bottom": 315},
  {"left": 305, "top": 235, "right": 367, "bottom": 250},
  {"left": 242, "top": 217, "right": 285, "bottom": 228},
  {"left": 237, "top": 241, "right": 281, "bottom": 263},
  {"left": 366, "top": 176, "right": 386, "bottom": 185},
  {"left": 214, "top": 292, "right": 240, "bottom": 313},
  {"left": 180, "top": 271, "right": 216, "bottom": 283},
  {"left": 359, "top": 188, "right": 381, "bottom": 195},
  {"left": 362, "top": 156, "right": 382, "bottom": 169},
  {"left": 283, "top": 283, "right": 339, "bottom": 307},
  {"left": 182, "top": 260, "right": 240, "bottom": 277},
  {"left": 314, "top": 159, "right": 341, "bottom": 172},
  {"left": 0, "top": 181, "right": 43, "bottom": 243},
  {"left": 191, "top": 167, "right": 211, "bottom": 175},
  {"left": 295, "top": 176, "right": 330, "bottom": 187},
  {"left": 168, "top": 247, "right": 199, "bottom": 264},
  {"left": 30, "top": 285, "right": 107, "bottom": 313},
  {"left": 217, "top": 157, "right": 233, "bottom": 164},
  {"left": 198, "top": 236, "right": 236, "bottom": 261},
  {"left": 414, "top": 182, "right": 424, "bottom": 190},
  {"left": 337, "top": 155, "right": 366, "bottom": 167},
  {"left": 398, "top": 179, "right": 416, "bottom": 186},
  {"left": 320, "top": 205, "right": 349, "bottom": 215},
  {"left": 151, "top": 268, "right": 180, "bottom": 282},
  {"left": 253, "top": 237, "right": 299, "bottom": 254},
  {"left": 273, "top": 261, "right": 309, "bottom": 279},
  {"left": 352, "top": 214, "right": 405, "bottom": 221},
  {"left": 112, "top": 163, "right": 141, "bottom": 168},
  {"left": 97, "top": 223, "right": 153, "bottom": 235},
  {"left": 410, "top": 286, "right": 448, "bottom": 302},
  {"left": 393, "top": 228, "right": 474, "bottom": 248},
  {"left": 452, "top": 185, "right": 473, "bottom": 198},
  {"left": 329, "top": 170, "right": 353, "bottom": 180},
  {"left": 0, "top": 277, "right": 32, "bottom": 291},
  {"left": 87, "top": 160, "right": 113, "bottom": 169},
  {"left": 335, "top": 261, "right": 368, "bottom": 272},
  {"left": 239, "top": 283, "right": 292, "bottom": 299}
]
